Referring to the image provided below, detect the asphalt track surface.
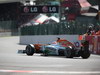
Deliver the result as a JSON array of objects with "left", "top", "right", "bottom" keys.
[{"left": 0, "top": 36, "right": 100, "bottom": 75}]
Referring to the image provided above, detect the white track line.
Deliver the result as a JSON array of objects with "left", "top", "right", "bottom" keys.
[{"left": 0, "top": 70, "right": 100, "bottom": 74}]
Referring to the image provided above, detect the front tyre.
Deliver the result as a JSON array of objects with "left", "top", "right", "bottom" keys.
[{"left": 26, "top": 45, "right": 35, "bottom": 56}]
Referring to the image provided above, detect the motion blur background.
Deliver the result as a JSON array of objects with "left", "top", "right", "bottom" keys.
[{"left": 0, "top": 0, "right": 100, "bottom": 36}]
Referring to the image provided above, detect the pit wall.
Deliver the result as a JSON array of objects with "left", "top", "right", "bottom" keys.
[{"left": 20, "top": 35, "right": 79, "bottom": 45}]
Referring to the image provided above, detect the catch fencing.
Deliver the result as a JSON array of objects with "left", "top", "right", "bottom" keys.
[
  {"left": 0, "top": 21, "right": 18, "bottom": 36},
  {"left": 20, "top": 21, "right": 100, "bottom": 35}
]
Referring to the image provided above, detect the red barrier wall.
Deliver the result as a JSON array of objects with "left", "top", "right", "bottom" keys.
[
  {"left": 97, "top": 36, "right": 100, "bottom": 54},
  {"left": 85, "top": 36, "right": 100, "bottom": 55}
]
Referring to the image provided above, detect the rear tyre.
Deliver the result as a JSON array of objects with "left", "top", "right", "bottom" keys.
[
  {"left": 26, "top": 45, "right": 35, "bottom": 56},
  {"left": 81, "top": 40, "right": 90, "bottom": 59},
  {"left": 81, "top": 51, "right": 90, "bottom": 59}
]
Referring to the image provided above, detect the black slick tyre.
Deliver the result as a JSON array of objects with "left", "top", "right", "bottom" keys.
[
  {"left": 26, "top": 45, "right": 34, "bottom": 56},
  {"left": 81, "top": 40, "right": 90, "bottom": 59},
  {"left": 81, "top": 51, "right": 90, "bottom": 59}
]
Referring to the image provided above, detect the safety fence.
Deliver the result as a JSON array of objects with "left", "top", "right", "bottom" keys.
[
  {"left": 0, "top": 21, "right": 17, "bottom": 31},
  {"left": 0, "top": 21, "right": 18, "bottom": 36},
  {"left": 21, "top": 21, "right": 100, "bottom": 35}
]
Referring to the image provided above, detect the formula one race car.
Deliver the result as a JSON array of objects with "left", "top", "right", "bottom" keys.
[{"left": 18, "top": 39, "right": 90, "bottom": 59}]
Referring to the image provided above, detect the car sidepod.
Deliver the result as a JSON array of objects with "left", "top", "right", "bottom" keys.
[
  {"left": 44, "top": 45, "right": 58, "bottom": 55},
  {"left": 43, "top": 45, "right": 66, "bottom": 56}
]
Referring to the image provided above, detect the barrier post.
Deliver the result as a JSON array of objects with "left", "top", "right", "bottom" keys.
[
  {"left": 93, "top": 36, "right": 98, "bottom": 54},
  {"left": 97, "top": 36, "right": 100, "bottom": 54},
  {"left": 85, "top": 36, "right": 94, "bottom": 53}
]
